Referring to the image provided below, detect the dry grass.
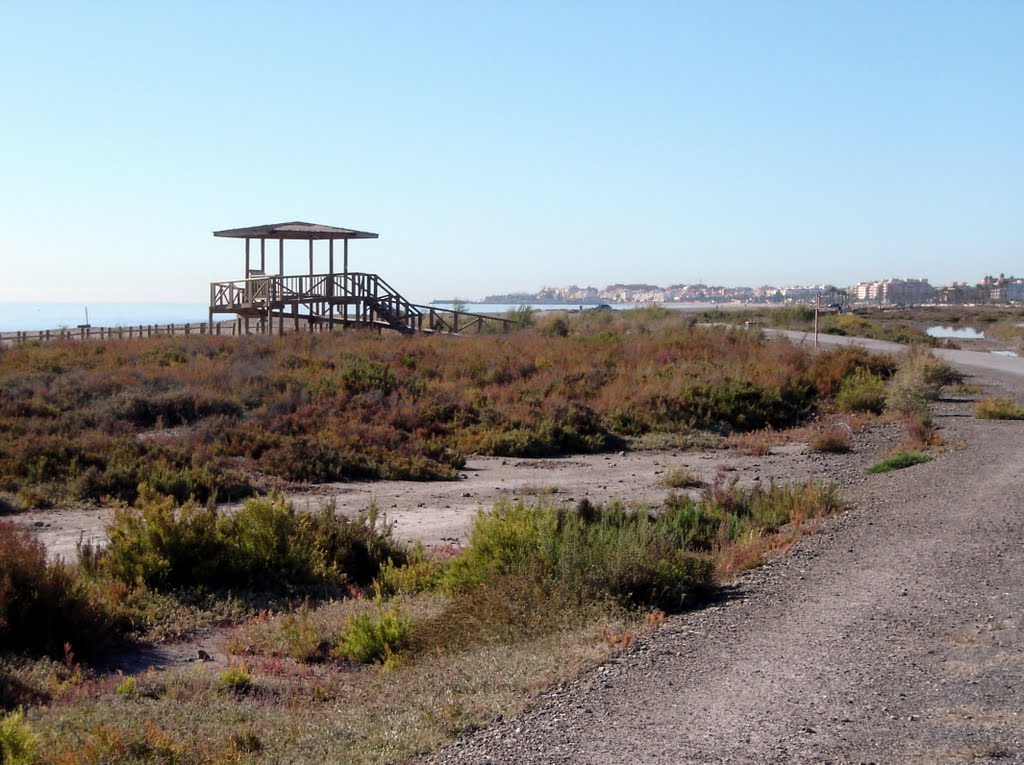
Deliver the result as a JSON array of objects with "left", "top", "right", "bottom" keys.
[
  {"left": 975, "top": 396, "right": 1024, "bottom": 420},
  {"left": 725, "top": 429, "right": 775, "bottom": 456},
  {"left": 658, "top": 467, "right": 702, "bottom": 489},
  {"left": 806, "top": 423, "right": 853, "bottom": 453}
]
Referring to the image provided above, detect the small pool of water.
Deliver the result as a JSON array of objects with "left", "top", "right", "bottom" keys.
[
  {"left": 927, "top": 325, "right": 985, "bottom": 339},
  {"left": 990, "top": 350, "right": 1019, "bottom": 357}
]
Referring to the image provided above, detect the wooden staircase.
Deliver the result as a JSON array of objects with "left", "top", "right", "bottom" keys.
[{"left": 210, "top": 271, "right": 513, "bottom": 336}]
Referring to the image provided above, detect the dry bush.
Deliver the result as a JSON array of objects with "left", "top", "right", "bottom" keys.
[
  {"left": 658, "top": 467, "right": 702, "bottom": 489},
  {"left": 886, "top": 347, "right": 962, "bottom": 419},
  {"left": 725, "top": 429, "right": 774, "bottom": 456},
  {"left": 975, "top": 396, "right": 1024, "bottom": 420},
  {"left": 807, "top": 423, "right": 852, "bottom": 453}
]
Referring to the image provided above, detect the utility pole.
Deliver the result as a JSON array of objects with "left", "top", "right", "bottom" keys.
[{"left": 814, "top": 293, "right": 820, "bottom": 349}]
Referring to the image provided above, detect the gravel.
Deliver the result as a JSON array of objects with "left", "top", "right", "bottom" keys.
[{"left": 424, "top": 364, "right": 1024, "bottom": 764}]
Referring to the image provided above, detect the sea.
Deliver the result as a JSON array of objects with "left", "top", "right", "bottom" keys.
[
  {"left": 0, "top": 301, "right": 723, "bottom": 333},
  {"left": 0, "top": 302, "right": 210, "bottom": 332}
]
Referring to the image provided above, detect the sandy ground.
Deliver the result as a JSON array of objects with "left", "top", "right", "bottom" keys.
[{"left": 16, "top": 442, "right": 849, "bottom": 562}]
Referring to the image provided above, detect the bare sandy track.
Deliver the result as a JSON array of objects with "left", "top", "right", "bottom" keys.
[{"left": 424, "top": 366, "right": 1024, "bottom": 763}]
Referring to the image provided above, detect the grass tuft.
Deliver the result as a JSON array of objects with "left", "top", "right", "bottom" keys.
[
  {"left": 867, "top": 450, "right": 932, "bottom": 474},
  {"left": 218, "top": 662, "right": 253, "bottom": 693},
  {"left": 658, "top": 467, "right": 702, "bottom": 489},
  {"left": 334, "top": 602, "right": 412, "bottom": 667},
  {"left": 975, "top": 396, "right": 1024, "bottom": 420}
]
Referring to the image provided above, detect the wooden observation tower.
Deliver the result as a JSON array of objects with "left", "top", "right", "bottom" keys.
[{"left": 208, "top": 221, "right": 509, "bottom": 335}]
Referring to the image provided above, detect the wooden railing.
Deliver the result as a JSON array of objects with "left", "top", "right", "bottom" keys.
[
  {"left": 0, "top": 321, "right": 247, "bottom": 348},
  {"left": 207, "top": 271, "right": 514, "bottom": 335},
  {"left": 415, "top": 305, "right": 513, "bottom": 335}
]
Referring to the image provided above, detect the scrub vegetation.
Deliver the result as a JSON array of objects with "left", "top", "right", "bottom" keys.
[
  {"left": 1, "top": 310, "right": 961, "bottom": 764},
  {"left": 0, "top": 310, "right": 890, "bottom": 510},
  {"left": 1, "top": 478, "right": 842, "bottom": 765}
]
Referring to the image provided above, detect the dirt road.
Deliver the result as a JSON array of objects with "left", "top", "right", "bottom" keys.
[{"left": 427, "top": 366, "right": 1024, "bottom": 762}]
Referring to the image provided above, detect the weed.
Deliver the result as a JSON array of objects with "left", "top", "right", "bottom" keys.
[
  {"left": 658, "top": 467, "right": 702, "bottom": 488},
  {"left": 951, "top": 382, "right": 985, "bottom": 396},
  {"left": 279, "top": 606, "right": 325, "bottom": 662},
  {"left": 0, "top": 708, "right": 38, "bottom": 765},
  {"left": 218, "top": 662, "right": 253, "bottom": 693},
  {"left": 726, "top": 429, "right": 774, "bottom": 456},
  {"left": 114, "top": 676, "right": 136, "bottom": 699},
  {"left": 867, "top": 450, "right": 932, "bottom": 474},
  {"left": 975, "top": 396, "right": 1024, "bottom": 420},
  {"left": 518, "top": 484, "right": 560, "bottom": 496},
  {"left": 228, "top": 729, "right": 263, "bottom": 754},
  {"left": 807, "top": 423, "right": 853, "bottom": 453},
  {"left": 887, "top": 348, "right": 961, "bottom": 418},
  {"left": 334, "top": 603, "right": 412, "bottom": 665},
  {"left": 505, "top": 304, "right": 536, "bottom": 328},
  {"left": 835, "top": 369, "right": 887, "bottom": 414},
  {"left": 901, "top": 412, "right": 942, "bottom": 449}
]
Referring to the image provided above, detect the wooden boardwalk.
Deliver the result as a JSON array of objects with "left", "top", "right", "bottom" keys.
[{"left": 209, "top": 271, "right": 512, "bottom": 336}]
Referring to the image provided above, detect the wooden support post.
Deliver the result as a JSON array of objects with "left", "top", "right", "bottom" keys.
[
  {"left": 245, "top": 238, "right": 250, "bottom": 277},
  {"left": 279, "top": 238, "right": 284, "bottom": 277},
  {"left": 344, "top": 238, "right": 348, "bottom": 276},
  {"left": 260, "top": 238, "right": 266, "bottom": 273},
  {"left": 309, "top": 239, "right": 313, "bottom": 276},
  {"left": 814, "top": 294, "right": 820, "bottom": 349}
]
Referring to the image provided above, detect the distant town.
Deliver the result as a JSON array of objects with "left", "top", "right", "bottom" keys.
[{"left": 468, "top": 273, "right": 1024, "bottom": 307}]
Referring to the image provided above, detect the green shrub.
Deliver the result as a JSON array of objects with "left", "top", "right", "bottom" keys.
[
  {"left": 975, "top": 396, "right": 1024, "bottom": 420},
  {"left": 443, "top": 497, "right": 713, "bottom": 610},
  {"left": 442, "top": 483, "right": 838, "bottom": 613},
  {"left": 867, "top": 450, "right": 931, "bottom": 474},
  {"left": 376, "top": 544, "right": 444, "bottom": 596},
  {"left": 219, "top": 662, "right": 253, "bottom": 693},
  {"left": 0, "top": 708, "right": 38, "bottom": 765},
  {"left": 114, "top": 676, "right": 137, "bottom": 699},
  {"left": 334, "top": 604, "right": 412, "bottom": 665},
  {"left": 0, "top": 521, "right": 122, "bottom": 658},
  {"left": 93, "top": 487, "right": 406, "bottom": 590},
  {"left": 769, "top": 306, "right": 816, "bottom": 326},
  {"left": 835, "top": 369, "right": 887, "bottom": 414}
]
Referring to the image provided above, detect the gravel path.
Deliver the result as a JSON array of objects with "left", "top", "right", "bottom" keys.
[{"left": 426, "top": 364, "right": 1024, "bottom": 764}]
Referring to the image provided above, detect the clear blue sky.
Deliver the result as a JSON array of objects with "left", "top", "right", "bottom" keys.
[{"left": 2, "top": 1, "right": 1021, "bottom": 303}]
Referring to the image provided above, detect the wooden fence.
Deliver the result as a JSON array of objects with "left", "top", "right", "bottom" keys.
[
  {"left": 0, "top": 320, "right": 276, "bottom": 348},
  {"left": 0, "top": 307, "right": 517, "bottom": 348}
]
